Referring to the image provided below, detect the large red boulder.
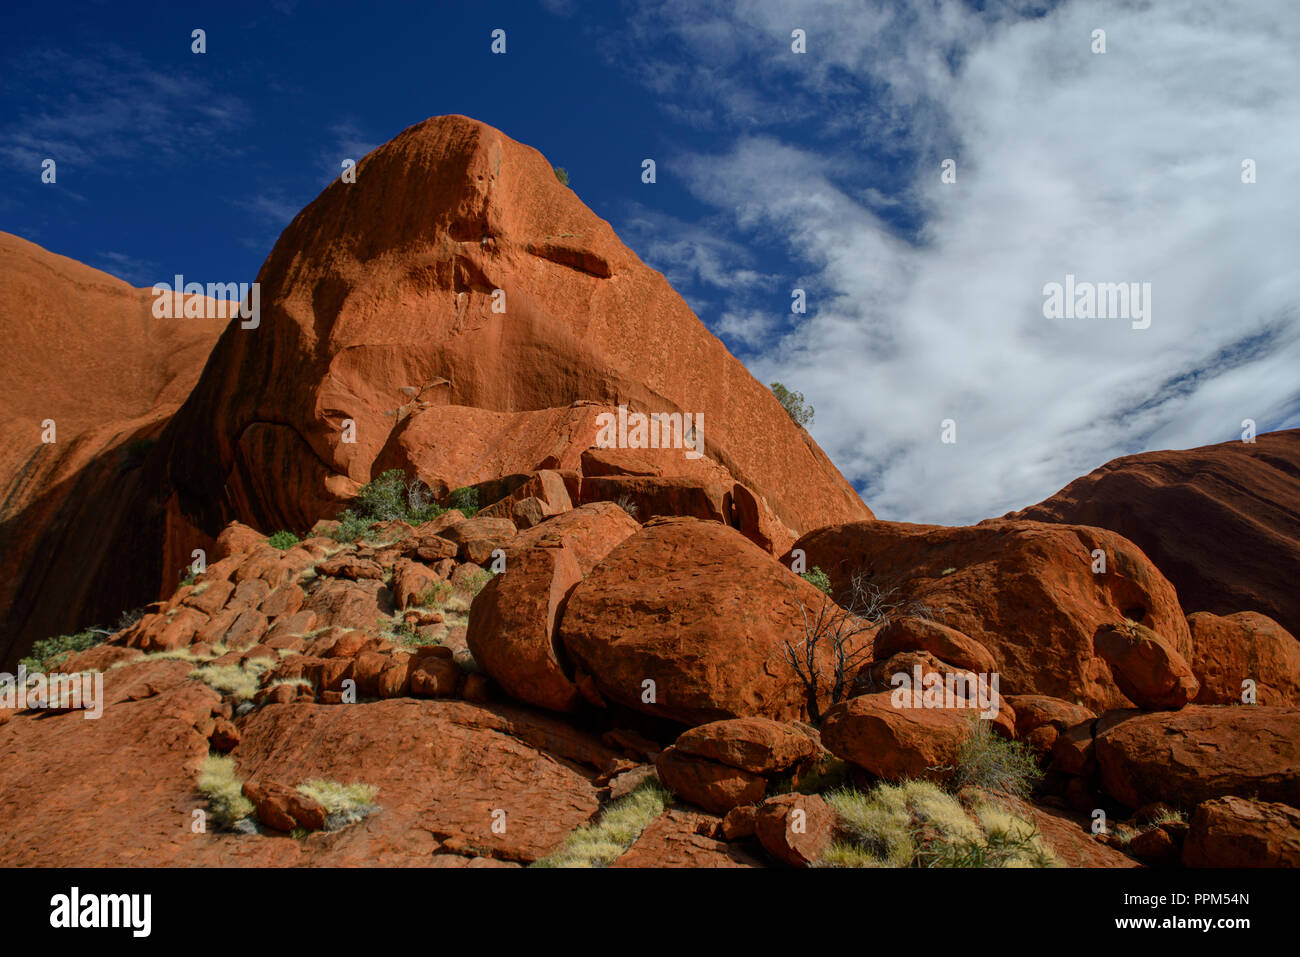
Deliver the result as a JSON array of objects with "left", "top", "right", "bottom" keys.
[
  {"left": 1187, "top": 611, "right": 1300, "bottom": 706},
  {"left": 674, "top": 717, "right": 816, "bottom": 775},
  {"left": 1183, "top": 796, "right": 1300, "bottom": 868},
  {"left": 820, "top": 691, "right": 975, "bottom": 782},
  {"left": 505, "top": 502, "right": 640, "bottom": 576},
  {"left": 466, "top": 544, "right": 585, "bottom": 713},
  {"left": 654, "top": 746, "right": 767, "bottom": 814},
  {"left": 785, "top": 519, "right": 1192, "bottom": 712},
  {"left": 1014, "top": 430, "right": 1300, "bottom": 636},
  {"left": 873, "top": 616, "right": 997, "bottom": 675},
  {"left": 1095, "top": 705, "right": 1300, "bottom": 808},
  {"left": 1093, "top": 622, "right": 1199, "bottom": 710},
  {"left": 559, "top": 518, "right": 848, "bottom": 724}
]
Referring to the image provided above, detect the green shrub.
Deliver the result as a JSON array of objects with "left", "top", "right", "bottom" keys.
[
  {"left": 19, "top": 630, "right": 102, "bottom": 672},
  {"left": 389, "top": 618, "right": 435, "bottom": 648},
  {"left": 330, "top": 470, "right": 455, "bottom": 538},
  {"left": 800, "top": 566, "right": 833, "bottom": 595},
  {"left": 553, "top": 166, "right": 570, "bottom": 186},
  {"left": 460, "top": 568, "right": 493, "bottom": 597},
  {"left": 770, "top": 382, "right": 814, "bottom": 427},
  {"left": 355, "top": 469, "right": 409, "bottom": 522},
  {"left": 267, "top": 530, "right": 300, "bottom": 551},
  {"left": 420, "top": 581, "right": 454, "bottom": 607},
  {"left": 447, "top": 486, "right": 479, "bottom": 516},
  {"left": 949, "top": 717, "right": 1043, "bottom": 799},
  {"left": 328, "top": 509, "right": 374, "bottom": 543}
]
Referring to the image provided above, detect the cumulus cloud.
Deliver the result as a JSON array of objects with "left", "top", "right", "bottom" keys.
[{"left": 612, "top": 0, "right": 1300, "bottom": 523}]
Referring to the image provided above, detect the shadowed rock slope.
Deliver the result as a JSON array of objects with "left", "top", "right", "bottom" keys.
[
  {"left": 0, "top": 233, "right": 223, "bottom": 667},
  {"left": 1014, "top": 430, "right": 1300, "bottom": 636}
]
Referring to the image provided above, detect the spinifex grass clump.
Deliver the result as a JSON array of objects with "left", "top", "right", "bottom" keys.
[
  {"left": 817, "top": 780, "right": 1057, "bottom": 868},
  {"left": 531, "top": 780, "right": 671, "bottom": 868},
  {"left": 196, "top": 755, "right": 255, "bottom": 830},
  {"left": 296, "top": 779, "right": 380, "bottom": 829}
]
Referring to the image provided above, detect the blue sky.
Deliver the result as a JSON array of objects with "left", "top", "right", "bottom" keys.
[{"left": 3, "top": 1, "right": 1298, "bottom": 523}]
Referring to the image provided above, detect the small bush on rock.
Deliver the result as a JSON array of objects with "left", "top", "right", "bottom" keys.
[
  {"left": 19, "top": 630, "right": 101, "bottom": 672},
  {"left": 420, "top": 581, "right": 454, "bottom": 607},
  {"left": 949, "top": 717, "right": 1043, "bottom": 799},
  {"left": 770, "top": 382, "right": 814, "bottom": 427},
  {"left": 267, "top": 530, "right": 300, "bottom": 550},
  {"left": 800, "top": 566, "right": 833, "bottom": 595},
  {"left": 330, "top": 469, "right": 452, "bottom": 539},
  {"left": 447, "top": 486, "right": 479, "bottom": 516}
]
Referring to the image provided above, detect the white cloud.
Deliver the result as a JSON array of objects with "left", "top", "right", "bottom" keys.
[
  {"left": 617, "top": 0, "right": 1300, "bottom": 523},
  {"left": 0, "top": 44, "right": 247, "bottom": 170}
]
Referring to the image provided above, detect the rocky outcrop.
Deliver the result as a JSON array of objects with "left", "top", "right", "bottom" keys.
[
  {"left": 3, "top": 115, "right": 869, "bottom": 665},
  {"left": 1187, "top": 611, "right": 1300, "bottom": 706},
  {"left": 560, "top": 518, "right": 844, "bottom": 724},
  {"left": 1095, "top": 706, "right": 1300, "bottom": 808},
  {"left": 786, "top": 519, "right": 1191, "bottom": 712},
  {"left": 0, "top": 233, "right": 223, "bottom": 667},
  {"left": 1014, "top": 430, "right": 1300, "bottom": 635},
  {"left": 1183, "top": 796, "right": 1300, "bottom": 868},
  {"left": 139, "top": 115, "right": 868, "bottom": 600},
  {"left": 1093, "top": 621, "right": 1199, "bottom": 710}
]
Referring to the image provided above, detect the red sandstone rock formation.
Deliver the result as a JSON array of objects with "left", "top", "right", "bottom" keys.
[
  {"left": 785, "top": 519, "right": 1191, "bottom": 712},
  {"left": 0, "top": 233, "right": 223, "bottom": 667},
  {"left": 1015, "top": 429, "right": 1300, "bottom": 635}
]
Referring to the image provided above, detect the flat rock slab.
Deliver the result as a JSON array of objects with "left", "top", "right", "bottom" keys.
[
  {"left": 233, "top": 699, "right": 604, "bottom": 864},
  {"left": 612, "top": 810, "right": 764, "bottom": 868}
]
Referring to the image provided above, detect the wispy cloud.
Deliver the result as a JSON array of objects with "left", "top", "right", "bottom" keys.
[
  {"left": 94, "top": 250, "right": 158, "bottom": 286},
  {"left": 604, "top": 0, "right": 1300, "bottom": 523},
  {"left": 0, "top": 44, "right": 248, "bottom": 171}
]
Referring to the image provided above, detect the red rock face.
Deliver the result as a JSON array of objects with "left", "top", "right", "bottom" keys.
[
  {"left": 1187, "top": 611, "right": 1300, "bottom": 706},
  {"left": 1014, "top": 430, "right": 1300, "bottom": 635},
  {"left": 786, "top": 519, "right": 1191, "bottom": 712},
  {"left": 1183, "top": 796, "right": 1300, "bottom": 868},
  {"left": 1095, "top": 705, "right": 1300, "bottom": 808},
  {"left": 559, "top": 518, "right": 848, "bottom": 724},
  {"left": 0, "top": 233, "right": 223, "bottom": 667},
  {"left": 157, "top": 114, "right": 870, "bottom": 563},
  {"left": 3, "top": 115, "right": 869, "bottom": 665}
]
